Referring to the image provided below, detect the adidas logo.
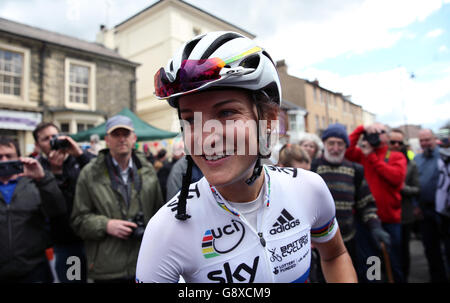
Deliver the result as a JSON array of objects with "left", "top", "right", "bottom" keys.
[{"left": 270, "top": 209, "right": 300, "bottom": 235}]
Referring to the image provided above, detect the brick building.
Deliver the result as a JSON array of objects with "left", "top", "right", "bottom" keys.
[{"left": 276, "top": 60, "right": 365, "bottom": 138}]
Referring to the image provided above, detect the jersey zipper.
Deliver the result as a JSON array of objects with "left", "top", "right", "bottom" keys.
[
  {"left": 257, "top": 204, "right": 275, "bottom": 282},
  {"left": 230, "top": 200, "right": 274, "bottom": 282},
  {"left": 210, "top": 167, "right": 275, "bottom": 282}
]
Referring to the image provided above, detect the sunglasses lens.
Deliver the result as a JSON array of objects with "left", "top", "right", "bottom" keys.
[
  {"left": 154, "top": 58, "right": 226, "bottom": 98},
  {"left": 390, "top": 140, "right": 403, "bottom": 145}
]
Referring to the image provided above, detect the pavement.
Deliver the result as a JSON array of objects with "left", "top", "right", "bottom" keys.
[{"left": 408, "top": 236, "right": 430, "bottom": 283}]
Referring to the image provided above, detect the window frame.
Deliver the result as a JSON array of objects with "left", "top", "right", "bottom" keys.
[
  {"left": 0, "top": 42, "right": 31, "bottom": 105},
  {"left": 64, "top": 58, "right": 96, "bottom": 111}
]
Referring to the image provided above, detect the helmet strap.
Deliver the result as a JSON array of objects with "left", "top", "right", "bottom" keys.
[
  {"left": 176, "top": 155, "right": 193, "bottom": 221},
  {"left": 245, "top": 97, "right": 271, "bottom": 186},
  {"left": 174, "top": 106, "right": 192, "bottom": 220},
  {"left": 245, "top": 157, "right": 263, "bottom": 186}
]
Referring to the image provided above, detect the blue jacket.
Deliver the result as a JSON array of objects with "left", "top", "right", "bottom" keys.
[{"left": 415, "top": 147, "right": 440, "bottom": 207}]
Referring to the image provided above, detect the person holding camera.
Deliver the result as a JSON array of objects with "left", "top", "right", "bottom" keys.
[
  {"left": 345, "top": 123, "right": 407, "bottom": 282},
  {"left": 0, "top": 136, "right": 66, "bottom": 282},
  {"left": 71, "top": 115, "right": 163, "bottom": 283},
  {"left": 33, "top": 122, "right": 94, "bottom": 283}
]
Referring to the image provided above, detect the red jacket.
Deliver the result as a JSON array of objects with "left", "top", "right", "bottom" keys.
[{"left": 345, "top": 125, "right": 407, "bottom": 223}]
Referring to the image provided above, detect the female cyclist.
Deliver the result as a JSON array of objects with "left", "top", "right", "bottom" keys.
[{"left": 136, "top": 31, "right": 357, "bottom": 283}]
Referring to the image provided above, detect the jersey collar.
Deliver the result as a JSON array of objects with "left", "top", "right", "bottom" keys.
[{"left": 208, "top": 165, "right": 271, "bottom": 217}]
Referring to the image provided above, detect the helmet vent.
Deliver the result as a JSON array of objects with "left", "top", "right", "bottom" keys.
[
  {"left": 240, "top": 54, "right": 260, "bottom": 69},
  {"left": 182, "top": 37, "right": 203, "bottom": 62},
  {"left": 200, "top": 32, "right": 242, "bottom": 60}
]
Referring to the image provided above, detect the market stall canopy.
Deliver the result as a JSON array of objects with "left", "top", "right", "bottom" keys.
[{"left": 70, "top": 108, "right": 179, "bottom": 142}]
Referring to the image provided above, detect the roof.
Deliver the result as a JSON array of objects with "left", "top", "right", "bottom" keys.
[
  {"left": 115, "top": 0, "right": 255, "bottom": 38},
  {"left": 0, "top": 17, "right": 139, "bottom": 67},
  {"left": 305, "top": 79, "right": 362, "bottom": 108},
  {"left": 281, "top": 99, "right": 307, "bottom": 112}
]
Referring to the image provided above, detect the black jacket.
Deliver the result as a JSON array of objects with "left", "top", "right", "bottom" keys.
[
  {"left": 38, "top": 150, "right": 94, "bottom": 245},
  {"left": 0, "top": 172, "right": 66, "bottom": 279}
]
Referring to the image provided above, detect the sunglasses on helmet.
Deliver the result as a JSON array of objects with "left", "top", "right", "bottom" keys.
[{"left": 154, "top": 46, "right": 263, "bottom": 99}]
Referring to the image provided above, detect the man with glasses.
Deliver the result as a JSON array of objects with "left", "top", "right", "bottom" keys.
[
  {"left": 71, "top": 115, "right": 163, "bottom": 283},
  {"left": 389, "top": 129, "right": 421, "bottom": 282},
  {"left": 345, "top": 123, "right": 407, "bottom": 282},
  {"left": 311, "top": 123, "right": 389, "bottom": 282}
]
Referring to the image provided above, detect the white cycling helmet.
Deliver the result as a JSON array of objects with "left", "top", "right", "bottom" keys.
[
  {"left": 154, "top": 31, "right": 282, "bottom": 108},
  {"left": 156, "top": 32, "right": 282, "bottom": 220}
]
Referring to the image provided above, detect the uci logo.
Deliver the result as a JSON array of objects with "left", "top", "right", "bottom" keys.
[{"left": 202, "top": 220, "right": 245, "bottom": 259}]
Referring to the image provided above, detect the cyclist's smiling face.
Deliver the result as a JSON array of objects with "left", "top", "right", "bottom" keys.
[{"left": 178, "top": 89, "right": 259, "bottom": 188}]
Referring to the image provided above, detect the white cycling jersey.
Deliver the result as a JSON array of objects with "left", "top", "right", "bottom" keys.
[{"left": 136, "top": 165, "right": 338, "bottom": 283}]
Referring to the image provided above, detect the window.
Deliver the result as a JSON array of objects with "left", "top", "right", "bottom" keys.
[
  {"left": 60, "top": 123, "right": 70, "bottom": 134},
  {"left": 0, "top": 43, "right": 30, "bottom": 104},
  {"left": 77, "top": 122, "right": 95, "bottom": 133},
  {"left": 77, "top": 123, "right": 85, "bottom": 132},
  {"left": 331, "top": 95, "right": 336, "bottom": 108},
  {"left": 315, "top": 115, "right": 319, "bottom": 129},
  {"left": 287, "top": 110, "right": 306, "bottom": 133},
  {"left": 0, "top": 49, "right": 23, "bottom": 96},
  {"left": 65, "top": 58, "right": 96, "bottom": 110},
  {"left": 288, "top": 113, "right": 297, "bottom": 131},
  {"left": 313, "top": 88, "right": 317, "bottom": 103},
  {"left": 69, "top": 64, "right": 89, "bottom": 104}
]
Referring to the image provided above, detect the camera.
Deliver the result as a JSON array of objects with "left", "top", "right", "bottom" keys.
[
  {"left": 128, "top": 211, "right": 146, "bottom": 239},
  {"left": 362, "top": 131, "right": 381, "bottom": 148},
  {"left": 50, "top": 134, "right": 70, "bottom": 150},
  {"left": 0, "top": 160, "right": 24, "bottom": 177}
]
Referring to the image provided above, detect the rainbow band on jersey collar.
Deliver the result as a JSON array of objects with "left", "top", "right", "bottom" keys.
[{"left": 209, "top": 166, "right": 271, "bottom": 217}]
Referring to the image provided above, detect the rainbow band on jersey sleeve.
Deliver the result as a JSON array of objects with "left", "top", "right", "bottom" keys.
[
  {"left": 224, "top": 46, "right": 263, "bottom": 65},
  {"left": 310, "top": 217, "right": 336, "bottom": 238}
]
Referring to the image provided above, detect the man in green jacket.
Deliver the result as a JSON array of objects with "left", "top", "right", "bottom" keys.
[{"left": 71, "top": 115, "right": 163, "bottom": 282}]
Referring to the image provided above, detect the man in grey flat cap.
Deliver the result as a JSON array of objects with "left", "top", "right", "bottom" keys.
[{"left": 71, "top": 114, "right": 163, "bottom": 283}]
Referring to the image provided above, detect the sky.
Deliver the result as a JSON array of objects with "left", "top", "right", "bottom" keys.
[{"left": 1, "top": 0, "right": 449, "bottom": 132}]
